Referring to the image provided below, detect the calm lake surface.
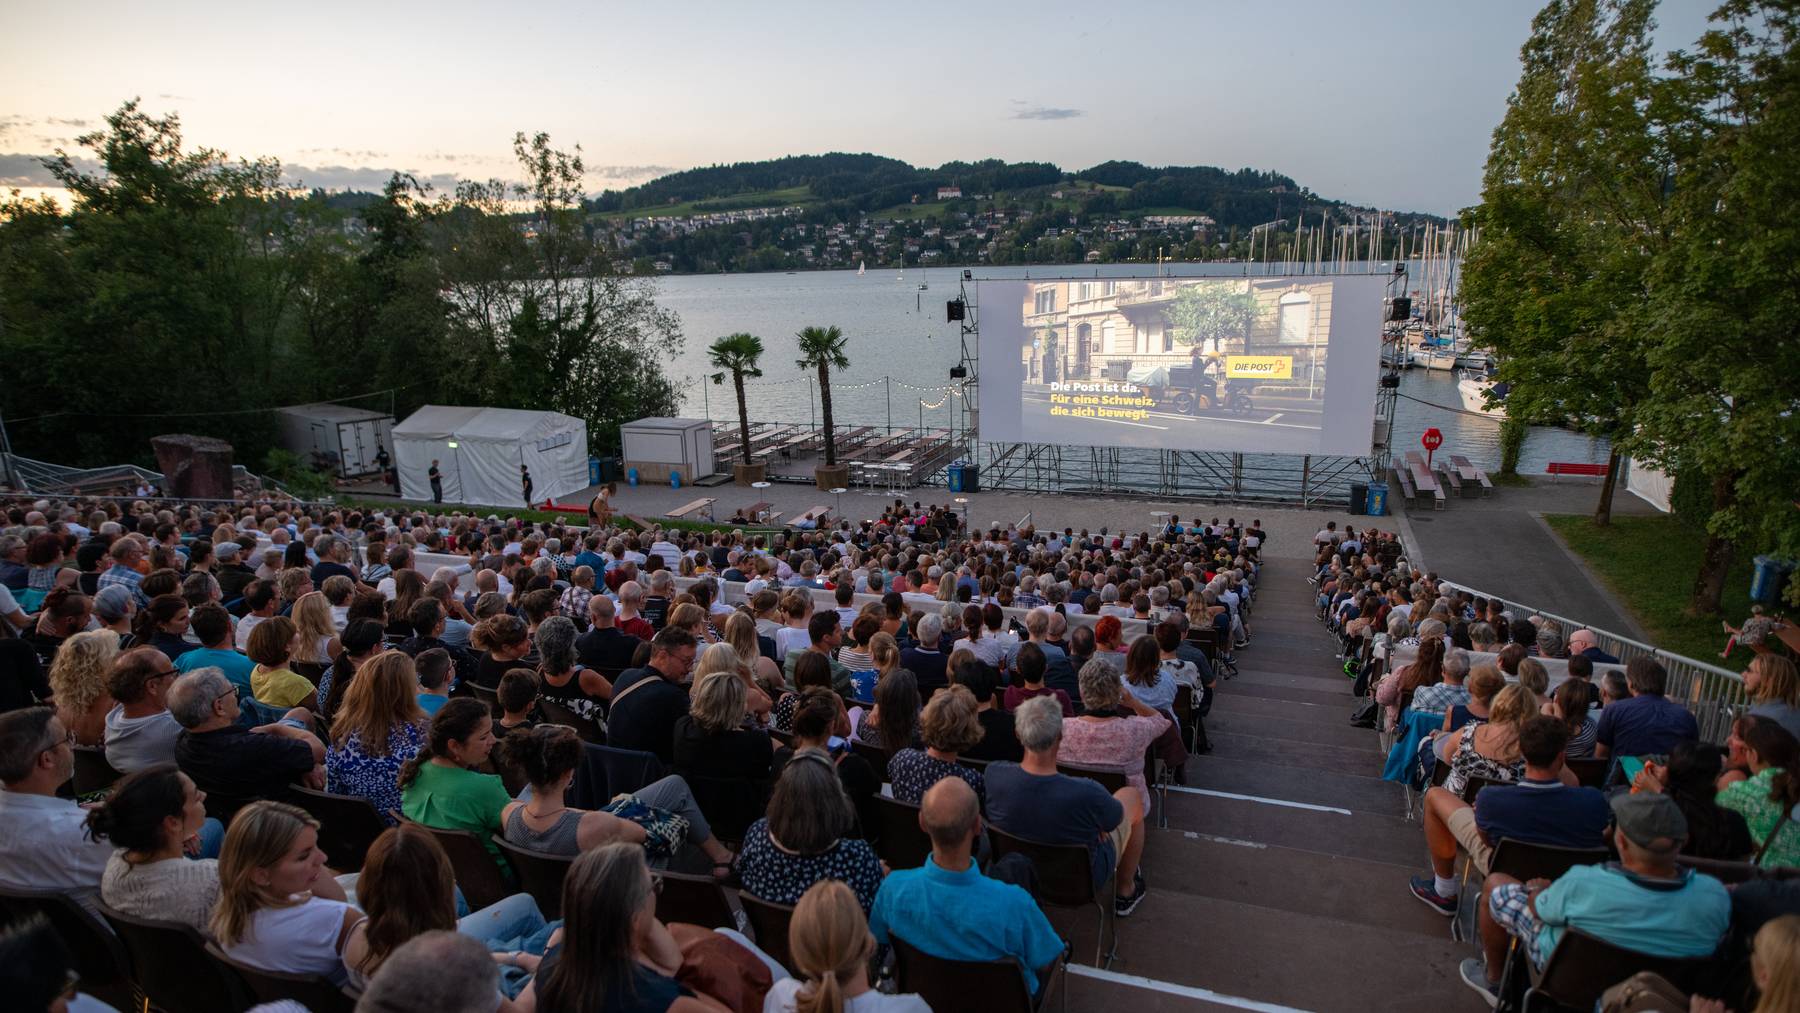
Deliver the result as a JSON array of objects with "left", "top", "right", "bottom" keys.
[{"left": 654, "top": 264, "right": 1609, "bottom": 480}]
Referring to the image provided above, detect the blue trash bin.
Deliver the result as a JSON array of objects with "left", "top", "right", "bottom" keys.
[
  {"left": 588, "top": 457, "right": 601, "bottom": 485},
  {"left": 1751, "top": 555, "right": 1795, "bottom": 605},
  {"left": 948, "top": 464, "right": 965, "bottom": 493},
  {"left": 627, "top": 468, "right": 639, "bottom": 488},
  {"left": 670, "top": 471, "right": 681, "bottom": 490},
  {"left": 1365, "top": 482, "right": 1390, "bottom": 517}
]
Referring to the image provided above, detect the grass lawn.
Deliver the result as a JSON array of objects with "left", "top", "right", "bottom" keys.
[{"left": 1545, "top": 513, "right": 1757, "bottom": 671}]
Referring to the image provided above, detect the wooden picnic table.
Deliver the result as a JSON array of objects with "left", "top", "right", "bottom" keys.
[
  {"left": 667, "top": 497, "right": 715, "bottom": 520},
  {"left": 1451, "top": 454, "right": 1495, "bottom": 496},
  {"left": 738, "top": 499, "right": 773, "bottom": 522}
]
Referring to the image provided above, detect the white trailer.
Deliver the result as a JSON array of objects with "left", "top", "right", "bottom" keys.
[{"left": 275, "top": 403, "right": 396, "bottom": 477}]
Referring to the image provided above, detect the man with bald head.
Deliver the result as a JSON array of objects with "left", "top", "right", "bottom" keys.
[{"left": 868, "top": 777, "right": 1066, "bottom": 997}]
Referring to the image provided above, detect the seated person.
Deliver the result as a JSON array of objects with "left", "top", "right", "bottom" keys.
[
  {"left": 1121, "top": 636, "right": 1177, "bottom": 714},
  {"left": 496, "top": 724, "right": 734, "bottom": 874},
  {"left": 1595, "top": 656, "right": 1699, "bottom": 759},
  {"left": 986, "top": 696, "right": 1148, "bottom": 917},
  {"left": 774, "top": 651, "right": 834, "bottom": 734},
  {"left": 1409, "top": 715, "right": 1608, "bottom": 915},
  {"left": 104, "top": 647, "right": 185, "bottom": 773},
  {"left": 1060, "top": 660, "right": 1172, "bottom": 826},
  {"left": 953, "top": 661, "right": 1024, "bottom": 763},
  {"left": 782, "top": 612, "right": 854, "bottom": 701},
  {"left": 887, "top": 685, "right": 985, "bottom": 805},
  {"left": 246, "top": 616, "right": 317, "bottom": 711},
  {"left": 736, "top": 746, "right": 884, "bottom": 912},
  {"left": 1629, "top": 741, "right": 1754, "bottom": 861},
  {"left": 605, "top": 627, "right": 699, "bottom": 765},
  {"left": 415, "top": 647, "right": 453, "bottom": 717},
  {"left": 169, "top": 668, "right": 323, "bottom": 818},
  {"left": 869, "top": 777, "right": 1065, "bottom": 999},
  {"left": 493, "top": 668, "right": 539, "bottom": 739},
  {"left": 673, "top": 668, "right": 774, "bottom": 785},
  {"left": 1410, "top": 648, "right": 1471, "bottom": 717},
  {"left": 212, "top": 800, "right": 358, "bottom": 988},
  {"left": 1002, "top": 642, "right": 1074, "bottom": 717},
  {"left": 771, "top": 688, "right": 879, "bottom": 837},
  {"left": 574, "top": 594, "right": 639, "bottom": 673},
  {"left": 772, "top": 880, "right": 932, "bottom": 1013},
  {"left": 89, "top": 766, "right": 222, "bottom": 935},
  {"left": 0, "top": 707, "right": 116, "bottom": 916},
  {"left": 342, "top": 825, "right": 550, "bottom": 994},
  {"left": 175, "top": 603, "right": 255, "bottom": 695},
  {"left": 398, "top": 698, "right": 512, "bottom": 864},
  {"left": 1463, "top": 791, "right": 1731, "bottom": 1003},
  {"left": 325, "top": 652, "right": 427, "bottom": 825},
  {"left": 854, "top": 667, "right": 921, "bottom": 752},
  {"left": 1714, "top": 716, "right": 1799, "bottom": 868}
]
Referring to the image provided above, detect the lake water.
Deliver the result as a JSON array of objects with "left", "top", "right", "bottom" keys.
[{"left": 654, "top": 264, "right": 1608, "bottom": 486}]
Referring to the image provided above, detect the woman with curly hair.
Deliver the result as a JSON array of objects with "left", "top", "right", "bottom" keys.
[{"left": 49, "top": 629, "right": 120, "bottom": 746}]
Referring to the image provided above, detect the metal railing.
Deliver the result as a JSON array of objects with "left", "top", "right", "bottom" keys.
[{"left": 1437, "top": 578, "right": 1747, "bottom": 744}]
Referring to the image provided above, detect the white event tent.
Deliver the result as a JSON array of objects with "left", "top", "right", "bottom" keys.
[{"left": 392, "top": 405, "right": 588, "bottom": 508}]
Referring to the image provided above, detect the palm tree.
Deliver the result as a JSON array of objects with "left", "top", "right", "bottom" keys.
[
  {"left": 795, "top": 325, "right": 850, "bottom": 467},
  {"left": 708, "top": 333, "right": 764, "bottom": 468}
]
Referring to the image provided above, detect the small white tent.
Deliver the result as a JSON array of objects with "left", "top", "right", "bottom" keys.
[{"left": 392, "top": 406, "right": 588, "bottom": 508}]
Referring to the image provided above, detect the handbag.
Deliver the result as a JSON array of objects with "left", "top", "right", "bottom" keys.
[
  {"left": 1599, "top": 971, "right": 1689, "bottom": 1013},
  {"left": 600, "top": 794, "right": 689, "bottom": 858},
  {"left": 1350, "top": 697, "right": 1379, "bottom": 728}
]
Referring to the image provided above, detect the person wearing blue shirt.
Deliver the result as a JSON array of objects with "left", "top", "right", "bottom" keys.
[
  {"left": 1462, "top": 790, "right": 1730, "bottom": 1003},
  {"left": 868, "top": 777, "right": 1065, "bottom": 996},
  {"left": 175, "top": 605, "right": 256, "bottom": 695},
  {"left": 1595, "top": 657, "right": 1699, "bottom": 759}
]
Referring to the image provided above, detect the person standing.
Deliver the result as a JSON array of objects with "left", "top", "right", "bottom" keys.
[
  {"left": 520, "top": 464, "right": 533, "bottom": 507},
  {"left": 429, "top": 460, "right": 443, "bottom": 504}
]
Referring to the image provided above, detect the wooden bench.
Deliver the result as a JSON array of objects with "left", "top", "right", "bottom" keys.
[
  {"left": 738, "top": 500, "right": 772, "bottom": 523},
  {"left": 1404, "top": 452, "right": 1445, "bottom": 510},
  {"left": 1547, "top": 461, "right": 1609, "bottom": 480},
  {"left": 800, "top": 505, "right": 830, "bottom": 525},
  {"left": 1436, "top": 461, "right": 1463, "bottom": 497},
  {"left": 1451, "top": 455, "right": 1494, "bottom": 496},
  {"left": 763, "top": 510, "right": 783, "bottom": 525},
  {"left": 667, "top": 497, "right": 715, "bottom": 520},
  {"left": 1390, "top": 459, "right": 1419, "bottom": 502}
]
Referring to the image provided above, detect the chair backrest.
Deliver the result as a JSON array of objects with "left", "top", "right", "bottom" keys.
[
  {"left": 1565, "top": 756, "right": 1609, "bottom": 788},
  {"left": 0, "top": 887, "right": 137, "bottom": 1011},
  {"left": 986, "top": 824, "right": 1099, "bottom": 908},
  {"left": 590, "top": 743, "right": 668, "bottom": 797},
  {"left": 208, "top": 943, "right": 357, "bottom": 1013},
  {"left": 537, "top": 697, "right": 606, "bottom": 744},
  {"left": 684, "top": 774, "right": 767, "bottom": 846},
  {"left": 1532, "top": 929, "right": 1714, "bottom": 1011},
  {"left": 96, "top": 900, "right": 254, "bottom": 1012},
  {"left": 873, "top": 795, "right": 932, "bottom": 870},
  {"left": 851, "top": 738, "right": 891, "bottom": 784},
  {"left": 70, "top": 744, "right": 123, "bottom": 796},
  {"left": 289, "top": 786, "right": 389, "bottom": 872},
  {"left": 957, "top": 755, "right": 990, "bottom": 774},
  {"left": 414, "top": 823, "right": 511, "bottom": 911},
  {"left": 492, "top": 835, "right": 574, "bottom": 920},
  {"left": 1487, "top": 839, "right": 1610, "bottom": 884},
  {"left": 769, "top": 727, "right": 796, "bottom": 748},
  {"left": 890, "top": 933, "right": 1034, "bottom": 1013},
  {"left": 1676, "top": 854, "right": 1800, "bottom": 884},
  {"left": 1461, "top": 772, "right": 1507, "bottom": 804},
  {"left": 1056, "top": 761, "right": 1128, "bottom": 796},
  {"left": 737, "top": 890, "right": 797, "bottom": 971},
  {"left": 1173, "top": 683, "right": 1195, "bottom": 725},
  {"left": 291, "top": 660, "right": 329, "bottom": 685},
  {"left": 466, "top": 681, "right": 500, "bottom": 715},
  {"left": 654, "top": 870, "right": 738, "bottom": 929}
]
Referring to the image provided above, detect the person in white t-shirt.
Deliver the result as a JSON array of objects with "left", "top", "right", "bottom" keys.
[{"left": 214, "top": 800, "right": 359, "bottom": 987}]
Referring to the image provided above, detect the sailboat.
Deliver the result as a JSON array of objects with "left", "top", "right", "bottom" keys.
[{"left": 857, "top": 261, "right": 865, "bottom": 277}]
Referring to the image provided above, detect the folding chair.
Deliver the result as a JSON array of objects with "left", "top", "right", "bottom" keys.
[
  {"left": 986, "top": 825, "right": 1115, "bottom": 969},
  {"left": 411, "top": 823, "right": 511, "bottom": 911},
  {"left": 891, "top": 929, "right": 1065, "bottom": 1013},
  {"left": 493, "top": 836, "right": 574, "bottom": 920},
  {"left": 654, "top": 870, "right": 738, "bottom": 930},
  {"left": 0, "top": 887, "right": 138, "bottom": 1011},
  {"left": 737, "top": 890, "right": 797, "bottom": 971},
  {"left": 208, "top": 943, "right": 356, "bottom": 1013},
  {"left": 97, "top": 901, "right": 254, "bottom": 1013},
  {"left": 537, "top": 697, "right": 606, "bottom": 744},
  {"left": 872, "top": 795, "right": 932, "bottom": 870},
  {"left": 290, "top": 786, "right": 389, "bottom": 872}
]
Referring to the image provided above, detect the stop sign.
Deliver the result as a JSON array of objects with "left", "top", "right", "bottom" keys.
[{"left": 1422, "top": 427, "right": 1443, "bottom": 466}]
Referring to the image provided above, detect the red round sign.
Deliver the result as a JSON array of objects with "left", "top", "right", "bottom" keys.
[{"left": 1421, "top": 428, "right": 1443, "bottom": 450}]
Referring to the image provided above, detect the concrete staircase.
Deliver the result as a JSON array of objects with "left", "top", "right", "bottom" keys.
[{"left": 1047, "top": 557, "right": 1491, "bottom": 1012}]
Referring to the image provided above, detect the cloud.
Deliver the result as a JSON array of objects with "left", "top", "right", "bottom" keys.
[
  {"left": 282, "top": 163, "right": 463, "bottom": 193},
  {"left": 1010, "top": 104, "right": 1083, "bottom": 121},
  {"left": 0, "top": 152, "right": 95, "bottom": 187},
  {"left": 44, "top": 117, "right": 90, "bottom": 128},
  {"left": 156, "top": 93, "right": 192, "bottom": 101},
  {"left": 298, "top": 147, "right": 388, "bottom": 162}
]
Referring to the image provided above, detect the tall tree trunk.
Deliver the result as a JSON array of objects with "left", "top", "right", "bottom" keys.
[
  {"left": 1688, "top": 470, "right": 1738, "bottom": 616},
  {"left": 1593, "top": 449, "right": 1622, "bottom": 526},
  {"left": 817, "top": 362, "right": 836, "bottom": 465},
  {"left": 734, "top": 372, "right": 751, "bottom": 465}
]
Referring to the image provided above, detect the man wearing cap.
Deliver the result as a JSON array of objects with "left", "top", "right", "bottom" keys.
[
  {"left": 1461, "top": 791, "right": 1730, "bottom": 1004},
  {"left": 214, "top": 540, "right": 258, "bottom": 603}
]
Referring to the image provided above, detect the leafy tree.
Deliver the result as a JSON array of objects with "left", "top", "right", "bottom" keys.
[
  {"left": 796, "top": 325, "right": 850, "bottom": 466},
  {"left": 1459, "top": 0, "right": 1668, "bottom": 525},
  {"left": 1167, "top": 282, "right": 1262, "bottom": 353},
  {"left": 1636, "top": 0, "right": 1800, "bottom": 613},
  {"left": 708, "top": 333, "right": 765, "bottom": 466}
]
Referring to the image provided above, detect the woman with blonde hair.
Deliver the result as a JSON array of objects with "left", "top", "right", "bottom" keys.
[
  {"left": 326, "top": 651, "right": 428, "bottom": 824},
  {"left": 1746, "top": 654, "right": 1800, "bottom": 741},
  {"left": 674, "top": 669, "right": 773, "bottom": 785},
  {"left": 48, "top": 628, "right": 119, "bottom": 745},
  {"left": 291, "top": 591, "right": 340, "bottom": 666},
  {"left": 765, "top": 879, "right": 929, "bottom": 1013},
  {"left": 724, "top": 610, "right": 784, "bottom": 700},
  {"left": 694, "top": 638, "right": 772, "bottom": 722},
  {"left": 1440, "top": 684, "right": 1541, "bottom": 796},
  {"left": 212, "top": 800, "right": 358, "bottom": 986}
]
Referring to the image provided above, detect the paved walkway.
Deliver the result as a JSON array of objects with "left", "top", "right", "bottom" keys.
[{"left": 1050, "top": 555, "right": 1488, "bottom": 1011}]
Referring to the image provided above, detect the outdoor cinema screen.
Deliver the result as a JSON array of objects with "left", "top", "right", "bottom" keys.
[{"left": 976, "top": 274, "right": 1385, "bottom": 457}]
